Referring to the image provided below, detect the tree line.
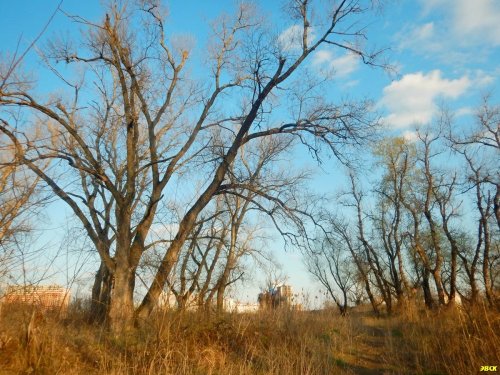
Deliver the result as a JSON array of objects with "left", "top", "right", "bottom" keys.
[{"left": 306, "top": 103, "right": 499, "bottom": 315}]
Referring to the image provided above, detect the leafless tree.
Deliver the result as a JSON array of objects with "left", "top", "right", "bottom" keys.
[
  {"left": 305, "top": 235, "right": 356, "bottom": 315},
  {"left": 0, "top": 129, "right": 49, "bottom": 286},
  {"left": 447, "top": 98, "right": 499, "bottom": 308},
  {"left": 371, "top": 137, "right": 418, "bottom": 309},
  {"left": 339, "top": 174, "right": 389, "bottom": 314},
  {"left": 0, "top": 0, "right": 383, "bottom": 331}
]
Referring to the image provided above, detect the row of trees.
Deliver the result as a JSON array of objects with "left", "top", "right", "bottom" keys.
[
  {"left": 307, "top": 102, "right": 499, "bottom": 314},
  {"left": 0, "top": 0, "right": 383, "bottom": 332}
]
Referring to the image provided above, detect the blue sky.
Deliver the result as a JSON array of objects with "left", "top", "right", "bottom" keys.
[
  {"left": 1, "top": 0, "right": 499, "bottom": 304},
  {"left": 2, "top": 0, "right": 498, "bottom": 140}
]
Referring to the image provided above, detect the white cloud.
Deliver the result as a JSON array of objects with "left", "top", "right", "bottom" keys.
[
  {"left": 451, "top": 0, "right": 500, "bottom": 45},
  {"left": 311, "top": 49, "right": 359, "bottom": 78},
  {"left": 402, "top": 130, "right": 419, "bottom": 142},
  {"left": 399, "top": 0, "right": 500, "bottom": 66},
  {"left": 312, "top": 49, "right": 331, "bottom": 65},
  {"left": 418, "top": 0, "right": 500, "bottom": 46},
  {"left": 379, "top": 70, "right": 471, "bottom": 128},
  {"left": 278, "top": 24, "right": 315, "bottom": 52}
]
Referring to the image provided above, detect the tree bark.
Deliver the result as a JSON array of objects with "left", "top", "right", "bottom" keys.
[
  {"left": 89, "top": 261, "right": 112, "bottom": 323},
  {"left": 422, "top": 268, "right": 434, "bottom": 309},
  {"left": 108, "top": 264, "right": 135, "bottom": 332}
]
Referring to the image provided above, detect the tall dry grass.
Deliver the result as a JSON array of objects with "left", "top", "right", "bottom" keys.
[
  {"left": 0, "top": 302, "right": 498, "bottom": 374},
  {"left": 390, "top": 303, "right": 500, "bottom": 374}
]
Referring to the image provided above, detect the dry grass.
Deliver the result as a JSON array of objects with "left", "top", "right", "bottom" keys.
[
  {"left": 0, "top": 302, "right": 498, "bottom": 375},
  {"left": 387, "top": 303, "right": 500, "bottom": 374}
]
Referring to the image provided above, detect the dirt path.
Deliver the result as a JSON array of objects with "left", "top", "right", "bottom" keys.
[{"left": 335, "top": 313, "right": 407, "bottom": 375}]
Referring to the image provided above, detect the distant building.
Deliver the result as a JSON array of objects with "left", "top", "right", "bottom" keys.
[
  {"left": 258, "top": 284, "right": 296, "bottom": 310},
  {"left": 157, "top": 290, "right": 199, "bottom": 310},
  {"left": 0, "top": 285, "right": 70, "bottom": 313},
  {"left": 157, "top": 291, "right": 260, "bottom": 313},
  {"left": 224, "top": 298, "right": 259, "bottom": 313}
]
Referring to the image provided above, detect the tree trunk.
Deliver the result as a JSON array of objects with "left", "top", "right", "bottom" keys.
[
  {"left": 494, "top": 184, "right": 500, "bottom": 230},
  {"left": 89, "top": 261, "right": 112, "bottom": 323},
  {"left": 432, "top": 268, "right": 446, "bottom": 306},
  {"left": 216, "top": 286, "right": 225, "bottom": 314},
  {"left": 108, "top": 265, "right": 135, "bottom": 332},
  {"left": 384, "top": 284, "right": 393, "bottom": 314},
  {"left": 204, "top": 294, "right": 215, "bottom": 313},
  {"left": 215, "top": 251, "right": 234, "bottom": 315},
  {"left": 362, "top": 274, "right": 379, "bottom": 315},
  {"left": 442, "top": 224, "right": 458, "bottom": 307},
  {"left": 422, "top": 268, "right": 434, "bottom": 309},
  {"left": 481, "top": 211, "right": 496, "bottom": 308},
  {"left": 469, "top": 271, "right": 479, "bottom": 305}
]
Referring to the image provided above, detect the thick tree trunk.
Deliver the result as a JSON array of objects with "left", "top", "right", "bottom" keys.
[{"left": 108, "top": 265, "right": 135, "bottom": 332}]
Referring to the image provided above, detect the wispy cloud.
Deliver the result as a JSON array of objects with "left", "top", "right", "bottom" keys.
[
  {"left": 311, "top": 49, "right": 359, "bottom": 78},
  {"left": 448, "top": 0, "right": 500, "bottom": 46},
  {"left": 400, "top": 0, "right": 500, "bottom": 64},
  {"left": 278, "top": 24, "right": 315, "bottom": 52},
  {"left": 398, "top": 22, "right": 438, "bottom": 52},
  {"left": 419, "top": 0, "right": 500, "bottom": 45},
  {"left": 455, "top": 107, "right": 474, "bottom": 117}
]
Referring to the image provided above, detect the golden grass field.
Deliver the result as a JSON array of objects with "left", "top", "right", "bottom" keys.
[{"left": 0, "top": 302, "right": 499, "bottom": 374}]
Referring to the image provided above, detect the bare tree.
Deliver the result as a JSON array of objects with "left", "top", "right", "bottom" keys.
[
  {"left": 447, "top": 98, "right": 499, "bottom": 308},
  {"left": 0, "top": 145, "right": 41, "bottom": 247},
  {"left": 372, "top": 137, "right": 417, "bottom": 308},
  {"left": 0, "top": 0, "right": 383, "bottom": 331},
  {"left": 340, "top": 174, "right": 389, "bottom": 314},
  {"left": 0, "top": 130, "right": 48, "bottom": 286},
  {"left": 305, "top": 235, "right": 355, "bottom": 315}
]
